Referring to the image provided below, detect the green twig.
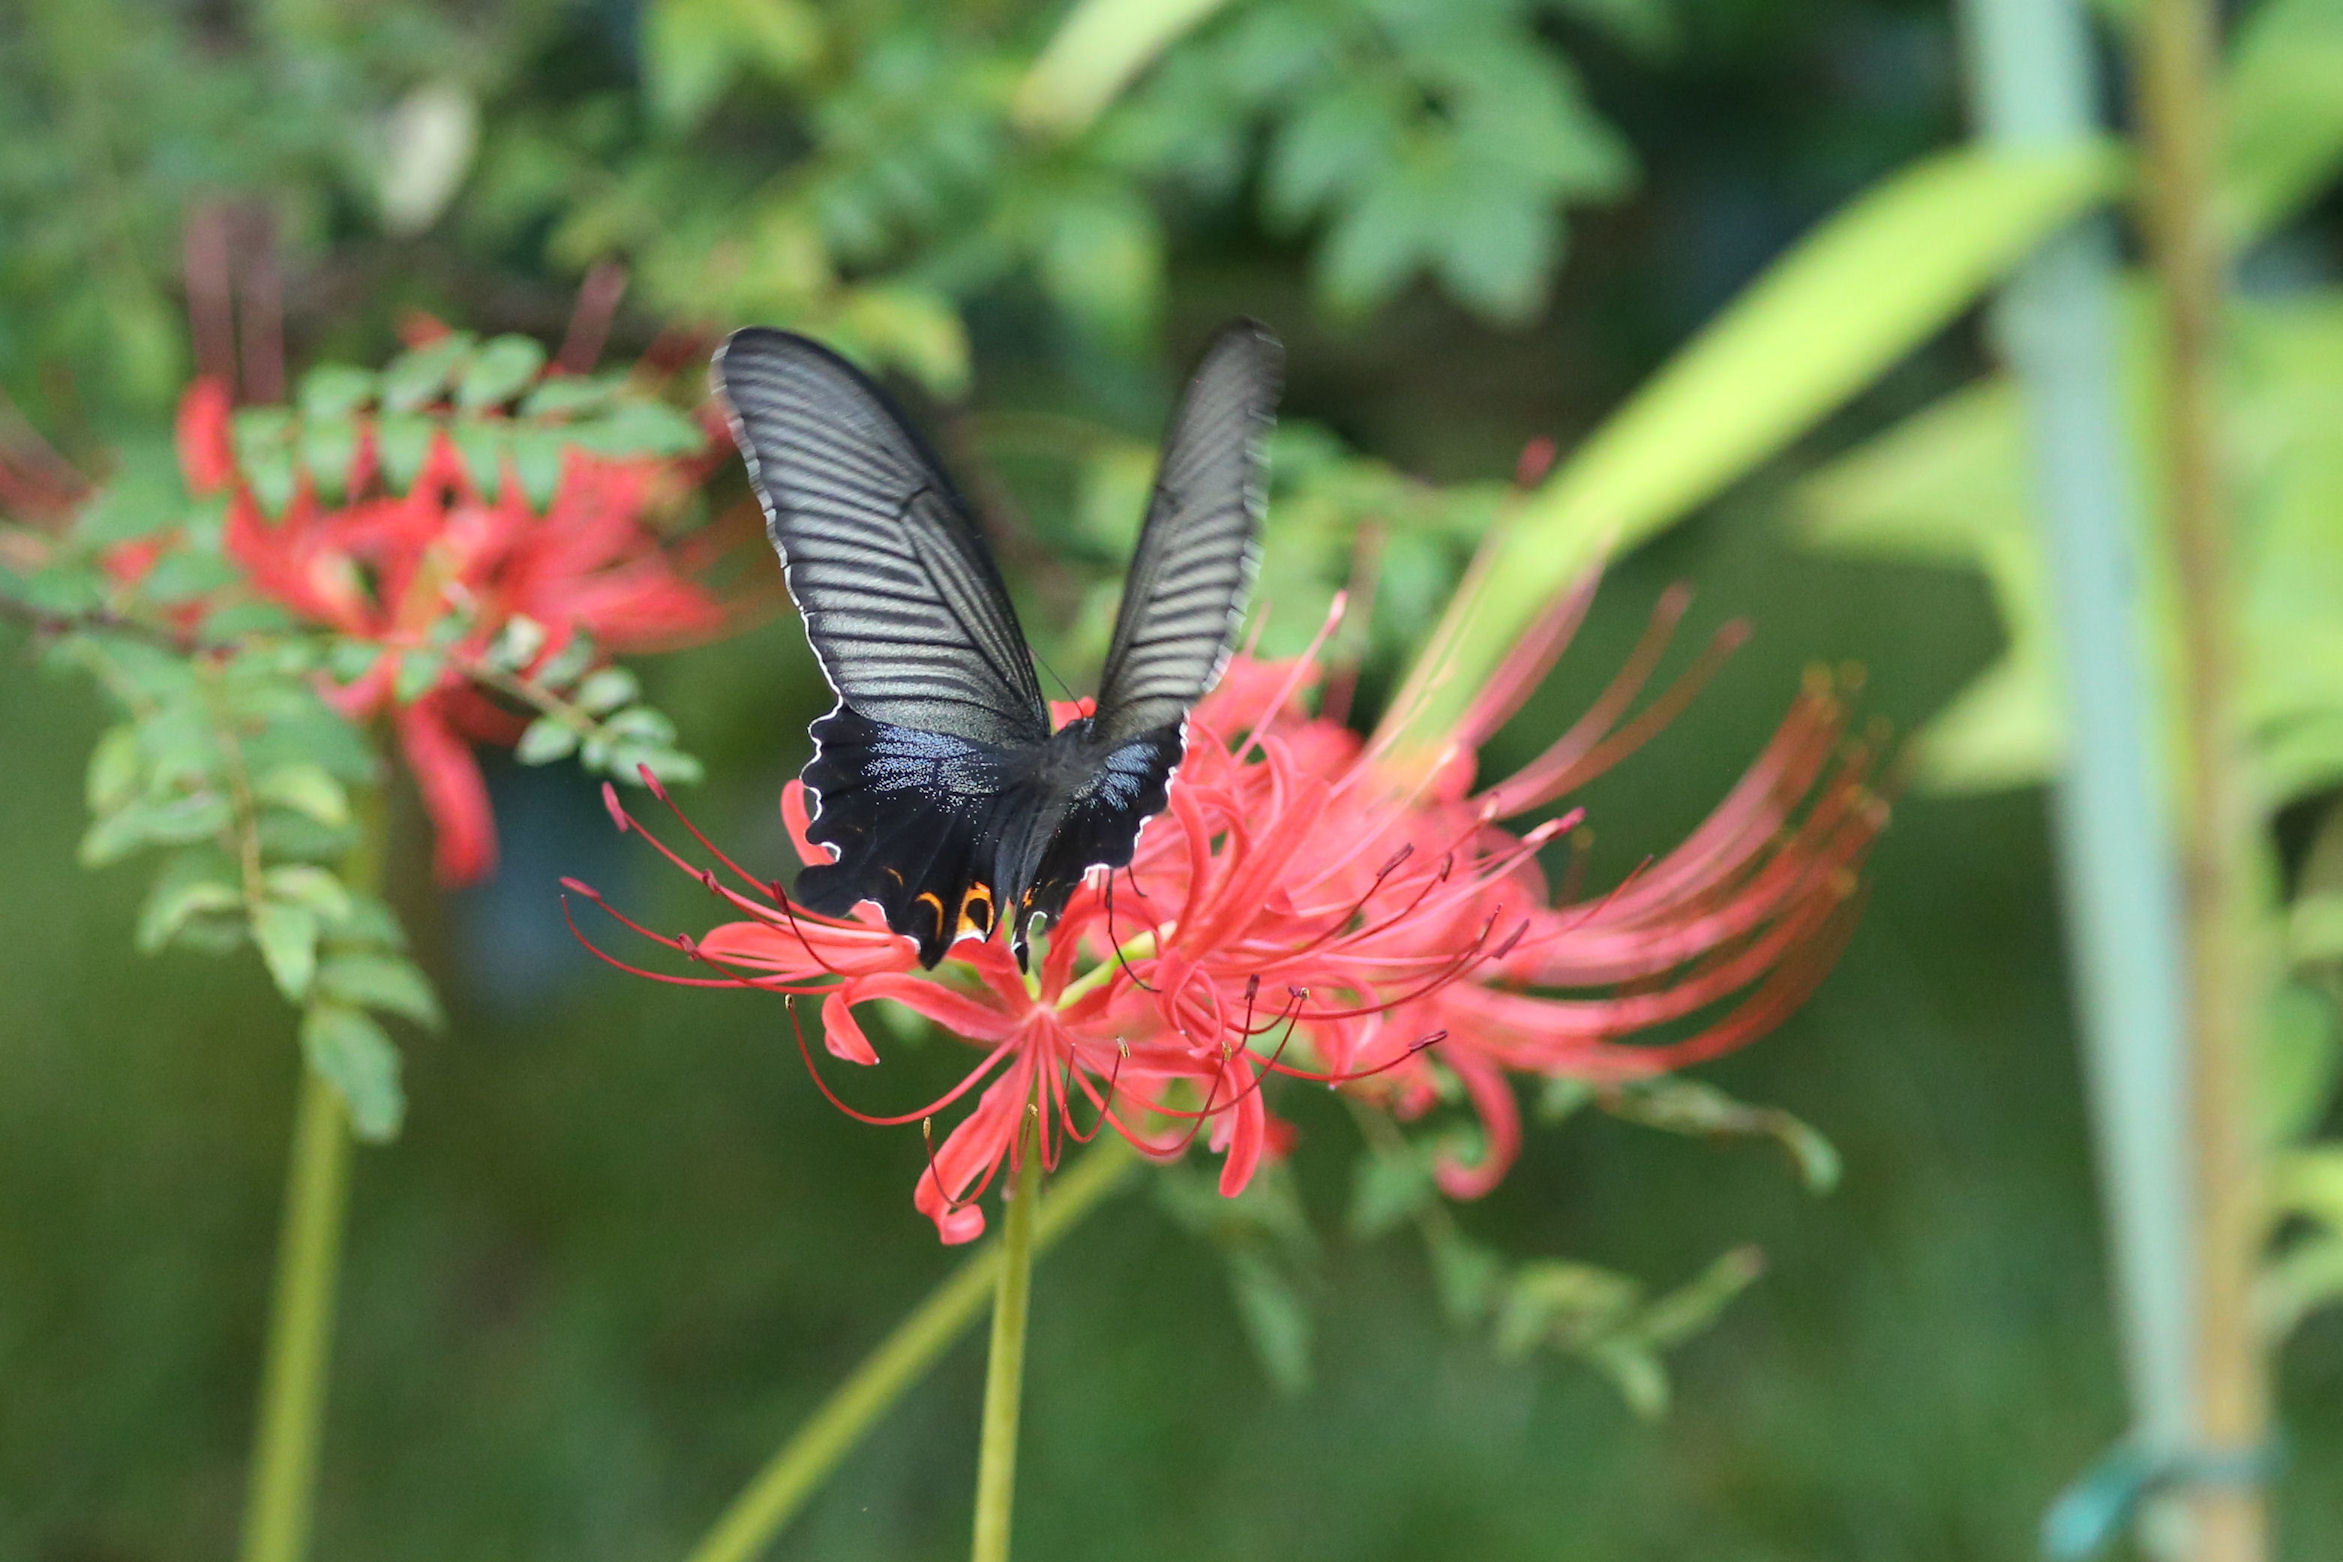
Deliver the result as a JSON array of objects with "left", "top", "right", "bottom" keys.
[
  {"left": 459, "top": 654, "right": 603, "bottom": 736},
  {"left": 682, "top": 1138, "right": 1137, "bottom": 1562}
]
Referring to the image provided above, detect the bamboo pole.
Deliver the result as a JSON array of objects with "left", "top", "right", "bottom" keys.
[{"left": 2136, "top": 0, "right": 2272, "bottom": 1552}]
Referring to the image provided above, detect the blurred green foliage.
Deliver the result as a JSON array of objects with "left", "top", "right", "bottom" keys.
[{"left": 1799, "top": 0, "right": 2343, "bottom": 1345}]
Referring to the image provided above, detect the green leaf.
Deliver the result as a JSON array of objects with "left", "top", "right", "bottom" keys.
[
  {"left": 232, "top": 406, "right": 299, "bottom": 516},
  {"left": 72, "top": 444, "right": 184, "bottom": 545},
  {"left": 86, "top": 725, "right": 142, "bottom": 815},
  {"left": 1536, "top": 1075, "right": 1593, "bottom": 1122},
  {"left": 200, "top": 601, "right": 299, "bottom": 640},
  {"left": 485, "top": 616, "right": 549, "bottom": 672},
  {"left": 2261, "top": 1230, "right": 2343, "bottom": 1340},
  {"left": 2220, "top": 0, "right": 2343, "bottom": 242},
  {"left": 574, "top": 399, "right": 704, "bottom": 458},
  {"left": 140, "top": 548, "right": 239, "bottom": 605},
  {"left": 135, "top": 852, "right": 243, "bottom": 953},
  {"left": 1386, "top": 143, "right": 2124, "bottom": 758},
  {"left": 516, "top": 715, "right": 582, "bottom": 764},
  {"left": 1430, "top": 185, "right": 1560, "bottom": 326},
  {"left": 79, "top": 793, "right": 233, "bottom": 867},
  {"left": 1315, "top": 160, "right": 1441, "bottom": 318},
  {"left": 298, "top": 364, "right": 377, "bottom": 420},
  {"left": 328, "top": 893, "right": 409, "bottom": 953},
  {"left": 536, "top": 634, "right": 596, "bottom": 688},
  {"left": 1588, "top": 1341, "right": 1671, "bottom": 1419},
  {"left": 380, "top": 333, "right": 477, "bottom": 412},
  {"left": 137, "top": 703, "right": 220, "bottom": 792},
  {"left": 832, "top": 288, "right": 970, "bottom": 397},
  {"left": 1038, "top": 190, "right": 1163, "bottom": 347},
  {"left": 393, "top": 650, "right": 448, "bottom": 703},
  {"left": 519, "top": 374, "right": 623, "bottom": 418},
  {"left": 1600, "top": 1078, "right": 1842, "bottom": 1195},
  {"left": 602, "top": 706, "right": 676, "bottom": 746},
  {"left": 1347, "top": 1149, "right": 1435, "bottom": 1239},
  {"left": 253, "top": 901, "right": 322, "bottom": 1000},
  {"left": 1225, "top": 1248, "right": 1314, "bottom": 1395},
  {"left": 624, "top": 747, "right": 705, "bottom": 785},
  {"left": 456, "top": 335, "right": 548, "bottom": 409},
  {"left": 301, "top": 1003, "right": 406, "bottom": 1141},
  {"left": 2274, "top": 1145, "right": 2343, "bottom": 1230},
  {"left": 508, "top": 427, "right": 565, "bottom": 508},
  {"left": 449, "top": 420, "right": 506, "bottom": 498},
  {"left": 316, "top": 953, "right": 444, "bottom": 1031},
  {"left": 1012, "top": 0, "right": 1238, "bottom": 136},
  {"left": 301, "top": 415, "right": 361, "bottom": 503},
  {"left": 15, "top": 563, "right": 106, "bottom": 615},
  {"left": 2262, "top": 979, "right": 2341, "bottom": 1148},
  {"left": 1425, "top": 1224, "right": 1505, "bottom": 1325},
  {"left": 326, "top": 641, "right": 385, "bottom": 686},
  {"left": 1634, "top": 1245, "right": 1766, "bottom": 1350},
  {"left": 254, "top": 763, "right": 351, "bottom": 827},
  {"left": 263, "top": 864, "right": 354, "bottom": 924},
  {"left": 573, "top": 667, "right": 639, "bottom": 714},
  {"left": 2292, "top": 892, "right": 2343, "bottom": 968},
  {"left": 1495, "top": 1260, "right": 1640, "bottom": 1357},
  {"left": 375, "top": 414, "right": 437, "bottom": 491},
  {"left": 1263, "top": 83, "right": 1397, "bottom": 229},
  {"left": 644, "top": 0, "right": 741, "bottom": 133}
]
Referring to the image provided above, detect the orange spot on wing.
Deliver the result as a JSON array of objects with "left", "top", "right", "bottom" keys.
[{"left": 957, "top": 883, "right": 995, "bottom": 938}]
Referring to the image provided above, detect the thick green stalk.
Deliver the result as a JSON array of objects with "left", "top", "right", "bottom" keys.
[
  {"left": 2137, "top": 0, "right": 2270, "bottom": 1555},
  {"left": 237, "top": 793, "right": 384, "bottom": 1562},
  {"left": 684, "top": 1138, "right": 1135, "bottom": 1562},
  {"left": 969, "top": 1110, "right": 1042, "bottom": 1562},
  {"left": 238, "top": 1066, "right": 351, "bottom": 1562}
]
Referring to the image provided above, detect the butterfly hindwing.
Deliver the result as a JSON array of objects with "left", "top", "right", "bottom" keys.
[{"left": 794, "top": 706, "right": 1026, "bottom": 966}]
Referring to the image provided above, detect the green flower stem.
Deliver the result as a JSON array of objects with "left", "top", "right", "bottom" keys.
[
  {"left": 969, "top": 1109, "right": 1042, "bottom": 1562},
  {"left": 684, "top": 1137, "right": 1136, "bottom": 1562},
  {"left": 237, "top": 787, "right": 385, "bottom": 1562},
  {"left": 237, "top": 1048, "right": 355, "bottom": 1562}
]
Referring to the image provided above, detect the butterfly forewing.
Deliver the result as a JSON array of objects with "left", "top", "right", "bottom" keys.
[
  {"left": 713, "top": 329, "right": 1049, "bottom": 747},
  {"left": 1093, "top": 322, "right": 1283, "bottom": 746}
]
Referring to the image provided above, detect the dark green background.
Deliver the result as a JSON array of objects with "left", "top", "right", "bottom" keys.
[{"left": 7, "top": 0, "right": 2343, "bottom": 1557}]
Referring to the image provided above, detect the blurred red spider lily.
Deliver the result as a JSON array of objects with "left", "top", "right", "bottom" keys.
[
  {"left": 565, "top": 582, "right": 1887, "bottom": 1242},
  {"left": 172, "top": 372, "right": 730, "bottom": 884}
]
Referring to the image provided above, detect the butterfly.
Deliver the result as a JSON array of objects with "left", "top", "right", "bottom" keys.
[{"left": 712, "top": 321, "right": 1283, "bottom": 970}]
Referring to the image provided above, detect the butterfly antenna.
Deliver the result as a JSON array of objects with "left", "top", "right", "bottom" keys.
[
  {"left": 1031, "top": 644, "right": 1078, "bottom": 705},
  {"left": 1104, "top": 873, "right": 1160, "bottom": 993}
]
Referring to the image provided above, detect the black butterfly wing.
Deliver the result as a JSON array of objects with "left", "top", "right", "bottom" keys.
[
  {"left": 1092, "top": 320, "right": 1282, "bottom": 746},
  {"left": 714, "top": 329, "right": 1054, "bottom": 963},
  {"left": 714, "top": 328, "right": 1050, "bottom": 744},
  {"left": 1002, "top": 323, "right": 1283, "bottom": 955}
]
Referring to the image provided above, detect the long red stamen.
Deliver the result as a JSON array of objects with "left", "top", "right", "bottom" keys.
[
  {"left": 634, "top": 761, "right": 782, "bottom": 904},
  {"left": 786, "top": 998, "right": 1018, "bottom": 1127}
]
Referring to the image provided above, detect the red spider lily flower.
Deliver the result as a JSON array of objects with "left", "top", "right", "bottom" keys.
[
  {"left": 567, "top": 582, "right": 1887, "bottom": 1243},
  {"left": 172, "top": 374, "right": 728, "bottom": 884}
]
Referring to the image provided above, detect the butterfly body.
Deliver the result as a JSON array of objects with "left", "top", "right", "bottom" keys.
[{"left": 715, "top": 322, "right": 1281, "bottom": 969}]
